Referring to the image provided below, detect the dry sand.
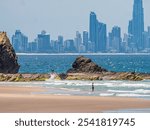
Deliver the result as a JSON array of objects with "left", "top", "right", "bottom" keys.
[{"left": 0, "top": 86, "right": 150, "bottom": 113}]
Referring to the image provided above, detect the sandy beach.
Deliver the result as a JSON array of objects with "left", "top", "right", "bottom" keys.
[{"left": 0, "top": 86, "right": 150, "bottom": 113}]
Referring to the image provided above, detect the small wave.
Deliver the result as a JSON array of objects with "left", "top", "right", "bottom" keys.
[
  {"left": 108, "top": 89, "right": 150, "bottom": 94},
  {"left": 116, "top": 93, "right": 150, "bottom": 97},
  {"left": 99, "top": 93, "right": 115, "bottom": 96},
  {"left": 59, "top": 88, "right": 81, "bottom": 92},
  {"left": 134, "top": 89, "right": 150, "bottom": 94},
  {"left": 100, "top": 82, "right": 150, "bottom": 88}
]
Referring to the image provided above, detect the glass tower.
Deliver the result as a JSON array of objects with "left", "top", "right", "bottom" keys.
[
  {"left": 132, "top": 0, "right": 144, "bottom": 50},
  {"left": 89, "top": 12, "right": 97, "bottom": 48}
]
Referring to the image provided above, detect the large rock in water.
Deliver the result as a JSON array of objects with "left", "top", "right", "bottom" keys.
[
  {"left": 67, "top": 56, "right": 107, "bottom": 73},
  {"left": 0, "top": 32, "right": 20, "bottom": 73}
]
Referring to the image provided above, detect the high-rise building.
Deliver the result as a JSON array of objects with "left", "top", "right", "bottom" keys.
[
  {"left": 83, "top": 31, "right": 88, "bottom": 51},
  {"left": 142, "top": 32, "right": 149, "bottom": 49},
  {"left": 109, "top": 26, "right": 121, "bottom": 52},
  {"left": 148, "top": 26, "right": 150, "bottom": 35},
  {"left": 37, "top": 31, "right": 50, "bottom": 52},
  {"left": 12, "top": 30, "right": 28, "bottom": 52},
  {"left": 64, "top": 39, "right": 76, "bottom": 52},
  {"left": 129, "top": 0, "right": 144, "bottom": 50},
  {"left": 28, "top": 40, "right": 38, "bottom": 52},
  {"left": 128, "top": 20, "right": 133, "bottom": 35},
  {"left": 58, "top": 35, "right": 64, "bottom": 52},
  {"left": 74, "top": 31, "right": 82, "bottom": 52},
  {"left": 89, "top": 12, "right": 107, "bottom": 52},
  {"left": 96, "top": 22, "right": 107, "bottom": 52},
  {"left": 89, "top": 12, "right": 97, "bottom": 47}
]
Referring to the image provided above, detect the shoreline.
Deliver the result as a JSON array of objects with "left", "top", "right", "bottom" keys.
[{"left": 0, "top": 86, "right": 150, "bottom": 113}]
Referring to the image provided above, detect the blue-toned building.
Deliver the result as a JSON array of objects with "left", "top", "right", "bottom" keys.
[
  {"left": 109, "top": 26, "right": 121, "bottom": 52},
  {"left": 12, "top": 30, "right": 28, "bottom": 52},
  {"left": 89, "top": 12, "right": 97, "bottom": 49},
  {"left": 83, "top": 31, "right": 88, "bottom": 51},
  {"left": 89, "top": 12, "right": 107, "bottom": 52},
  {"left": 96, "top": 22, "right": 107, "bottom": 52},
  {"left": 58, "top": 35, "right": 64, "bottom": 52},
  {"left": 64, "top": 39, "right": 76, "bottom": 52},
  {"left": 129, "top": 0, "right": 144, "bottom": 50},
  {"left": 37, "top": 31, "right": 50, "bottom": 52}
]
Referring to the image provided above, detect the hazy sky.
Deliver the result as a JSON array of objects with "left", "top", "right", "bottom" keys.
[{"left": 0, "top": 0, "right": 150, "bottom": 41}]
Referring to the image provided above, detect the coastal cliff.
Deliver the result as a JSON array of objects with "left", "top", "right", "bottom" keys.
[{"left": 0, "top": 32, "right": 20, "bottom": 73}]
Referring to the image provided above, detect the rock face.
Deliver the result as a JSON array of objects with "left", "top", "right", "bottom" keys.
[
  {"left": 0, "top": 32, "right": 20, "bottom": 73},
  {"left": 0, "top": 73, "right": 49, "bottom": 82},
  {"left": 67, "top": 56, "right": 107, "bottom": 73}
]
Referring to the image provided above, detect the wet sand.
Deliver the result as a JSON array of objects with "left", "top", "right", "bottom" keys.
[{"left": 0, "top": 86, "right": 150, "bottom": 113}]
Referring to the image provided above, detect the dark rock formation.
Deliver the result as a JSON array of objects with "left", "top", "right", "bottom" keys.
[
  {"left": 0, "top": 32, "right": 20, "bottom": 73},
  {"left": 58, "top": 73, "right": 67, "bottom": 80},
  {"left": 67, "top": 56, "right": 107, "bottom": 73}
]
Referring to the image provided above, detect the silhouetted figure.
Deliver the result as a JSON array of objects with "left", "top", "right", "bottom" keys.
[{"left": 92, "top": 82, "right": 94, "bottom": 92}]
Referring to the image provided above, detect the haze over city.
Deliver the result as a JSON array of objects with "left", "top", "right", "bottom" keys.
[{"left": 0, "top": 0, "right": 150, "bottom": 41}]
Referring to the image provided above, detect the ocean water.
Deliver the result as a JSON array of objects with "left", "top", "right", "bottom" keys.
[
  {"left": 2, "top": 53, "right": 150, "bottom": 99},
  {"left": 18, "top": 53, "right": 150, "bottom": 74}
]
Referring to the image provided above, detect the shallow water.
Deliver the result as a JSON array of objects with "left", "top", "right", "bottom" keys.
[{"left": 1, "top": 80, "right": 150, "bottom": 99}]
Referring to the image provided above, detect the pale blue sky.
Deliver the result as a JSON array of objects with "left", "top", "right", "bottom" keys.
[{"left": 0, "top": 0, "right": 150, "bottom": 41}]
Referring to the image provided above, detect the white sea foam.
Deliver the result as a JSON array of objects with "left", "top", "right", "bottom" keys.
[
  {"left": 116, "top": 93, "right": 150, "bottom": 97},
  {"left": 59, "top": 88, "right": 81, "bottom": 92},
  {"left": 108, "top": 89, "right": 150, "bottom": 94},
  {"left": 99, "top": 93, "right": 115, "bottom": 96},
  {"left": 134, "top": 89, "right": 150, "bottom": 94},
  {"left": 0, "top": 80, "right": 150, "bottom": 98}
]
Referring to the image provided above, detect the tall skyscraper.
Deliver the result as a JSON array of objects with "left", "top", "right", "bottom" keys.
[
  {"left": 96, "top": 22, "right": 107, "bottom": 52},
  {"left": 58, "top": 35, "right": 64, "bottom": 52},
  {"left": 74, "top": 31, "right": 82, "bottom": 52},
  {"left": 37, "top": 31, "right": 50, "bottom": 52},
  {"left": 89, "top": 12, "right": 107, "bottom": 52},
  {"left": 12, "top": 30, "right": 28, "bottom": 52},
  {"left": 109, "top": 26, "right": 121, "bottom": 52},
  {"left": 89, "top": 12, "right": 97, "bottom": 47},
  {"left": 83, "top": 31, "right": 88, "bottom": 51},
  {"left": 129, "top": 0, "right": 144, "bottom": 50}
]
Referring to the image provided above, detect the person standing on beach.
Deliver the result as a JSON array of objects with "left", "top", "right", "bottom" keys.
[{"left": 92, "top": 82, "right": 94, "bottom": 92}]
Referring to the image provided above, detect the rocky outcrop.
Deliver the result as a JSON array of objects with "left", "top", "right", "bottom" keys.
[
  {"left": 65, "top": 56, "right": 145, "bottom": 81},
  {"left": 0, "top": 32, "right": 20, "bottom": 73},
  {"left": 0, "top": 73, "right": 49, "bottom": 82},
  {"left": 0, "top": 72, "right": 146, "bottom": 82},
  {"left": 67, "top": 56, "right": 107, "bottom": 73},
  {"left": 65, "top": 72, "right": 144, "bottom": 81},
  {"left": 109, "top": 72, "right": 143, "bottom": 81}
]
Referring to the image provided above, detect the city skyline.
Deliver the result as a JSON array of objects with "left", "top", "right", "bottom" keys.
[
  {"left": 0, "top": 0, "right": 150, "bottom": 41},
  {"left": 11, "top": 0, "right": 150, "bottom": 53}
]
